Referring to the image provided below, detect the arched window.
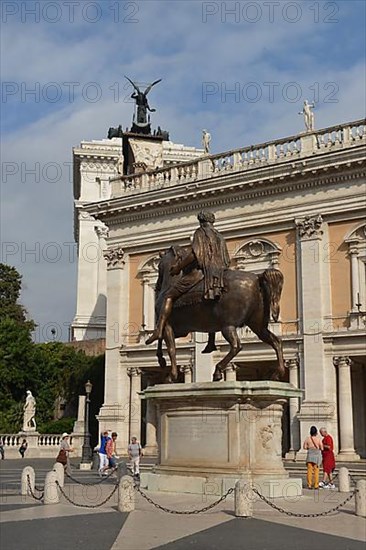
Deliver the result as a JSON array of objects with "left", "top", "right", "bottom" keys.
[
  {"left": 137, "top": 256, "right": 160, "bottom": 330},
  {"left": 233, "top": 238, "right": 282, "bottom": 273}
]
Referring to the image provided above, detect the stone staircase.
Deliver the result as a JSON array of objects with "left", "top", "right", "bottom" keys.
[
  {"left": 139, "top": 457, "right": 366, "bottom": 487},
  {"left": 284, "top": 460, "right": 366, "bottom": 487}
]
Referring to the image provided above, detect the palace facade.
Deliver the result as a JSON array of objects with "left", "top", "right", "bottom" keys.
[{"left": 72, "top": 119, "right": 366, "bottom": 460}]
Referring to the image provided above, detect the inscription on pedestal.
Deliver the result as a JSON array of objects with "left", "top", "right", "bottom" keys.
[{"left": 166, "top": 414, "right": 229, "bottom": 463}]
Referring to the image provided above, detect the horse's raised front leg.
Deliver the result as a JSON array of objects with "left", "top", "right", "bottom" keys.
[
  {"left": 163, "top": 323, "right": 178, "bottom": 382},
  {"left": 213, "top": 326, "right": 241, "bottom": 382}
]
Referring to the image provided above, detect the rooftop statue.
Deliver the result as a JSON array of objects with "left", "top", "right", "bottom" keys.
[
  {"left": 125, "top": 76, "right": 162, "bottom": 126},
  {"left": 299, "top": 100, "right": 315, "bottom": 132},
  {"left": 202, "top": 129, "right": 211, "bottom": 153}
]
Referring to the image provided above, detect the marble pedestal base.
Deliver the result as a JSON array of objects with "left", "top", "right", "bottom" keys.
[
  {"left": 142, "top": 381, "right": 302, "bottom": 498},
  {"left": 79, "top": 462, "right": 92, "bottom": 470}
]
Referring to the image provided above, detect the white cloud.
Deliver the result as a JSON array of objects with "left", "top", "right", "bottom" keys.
[{"left": 1, "top": 0, "right": 365, "bottom": 340}]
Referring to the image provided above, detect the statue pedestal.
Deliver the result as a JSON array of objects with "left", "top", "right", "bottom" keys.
[
  {"left": 142, "top": 381, "right": 303, "bottom": 498},
  {"left": 18, "top": 431, "right": 39, "bottom": 458}
]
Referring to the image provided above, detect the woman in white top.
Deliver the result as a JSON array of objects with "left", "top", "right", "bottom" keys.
[{"left": 303, "top": 426, "right": 323, "bottom": 490}]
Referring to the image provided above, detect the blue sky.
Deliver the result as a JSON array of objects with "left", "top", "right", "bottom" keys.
[{"left": 1, "top": 0, "right": 365, "bottom": 341}]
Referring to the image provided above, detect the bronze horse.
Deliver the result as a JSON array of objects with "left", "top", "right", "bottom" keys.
[{"left": 153, "top": 246, "right": 285, "bottom": 382}]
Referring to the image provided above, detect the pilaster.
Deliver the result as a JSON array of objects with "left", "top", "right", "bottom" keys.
[
  {"left": 295, "top": 214, "right": 328, "bottom": 401},
  {"left": 97, "top": 247, "right": 130, "bottom": 454}
]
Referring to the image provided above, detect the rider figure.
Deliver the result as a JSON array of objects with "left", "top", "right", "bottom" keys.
[{"left": 145, "top": 211, "right": 230, "bottom": 346}]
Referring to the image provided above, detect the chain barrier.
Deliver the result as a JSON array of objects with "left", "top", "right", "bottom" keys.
[
  {"left": 27, "top": 475, "right": 44, "bottom": 501},
  {"left": 55, "top": 480, "right": 118, "bottom": 508},
  {"left": 349, "top": 473, "right": 360, "bottom": 486},
  {"left": 65, "top": 469, "right": 117, "bottom": 486},
  {"left": 34, "top": 484, "right": 45, "bottom": 492},
  {"left": 136, "top": 486, "right": 234, "bottom": 515},
  {"left": 252, "top": 487, "right": 357, "bottom": 518}
]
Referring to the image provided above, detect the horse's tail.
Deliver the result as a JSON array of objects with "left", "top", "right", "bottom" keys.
[{"left": 258, "top": 269, "right": 284, "bottom": 324}]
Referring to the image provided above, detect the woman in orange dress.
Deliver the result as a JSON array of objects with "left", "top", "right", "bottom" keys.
[{"left": 319, "top": 427, "right": 336, "bottom": 489}]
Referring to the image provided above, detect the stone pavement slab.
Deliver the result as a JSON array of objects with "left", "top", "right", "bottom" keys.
[
  {"left": 1, "top": 461, "right": 365, "bottom": 550},
  {"left": 1, "top": 511, "right": 128, "bottom": 550},
  {"left": 154, "top": 517, "right": 366, "bottom": 550}
]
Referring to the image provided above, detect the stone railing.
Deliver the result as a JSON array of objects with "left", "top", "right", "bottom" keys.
[
  {"left": 0, "top": 433, "right": 80, "bottom": 459},
  {"left": 111, "top": 119, "right": 365, "bottom": 197}
]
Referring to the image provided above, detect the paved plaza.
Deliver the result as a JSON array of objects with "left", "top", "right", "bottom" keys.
[{"left": 0, "top": 459, "right": 365, "bottom": 550}]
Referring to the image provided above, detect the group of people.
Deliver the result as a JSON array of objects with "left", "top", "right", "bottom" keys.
[
  {"left": 98, "top": 433, "right": 142, "bottom": 479},
  {"left": 303, "top": 426, "right": 336, "bottom": 490}
]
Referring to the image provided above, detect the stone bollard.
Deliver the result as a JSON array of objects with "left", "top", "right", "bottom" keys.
[
  {"left": 338, "top": 467, "right": 350, "bottom": 492},
  {"left": 118, "top": 475, "right": 135, "bottom": 512},
  {"left": 21, "top": 466, "right": 35, "bottom": 496},
  {"left": 52, "top": 462, "right": 65, "bottom": 488},
  {"left": 117, "top": 461, "right": 129, "bottom": 481},
  {"left": 44, "top": 471, "right": 60, "bottom": 504},
  {"left": 355, "top": 480, "right": 366, "bottom": 518},
  {"left": 235, "top": 480, "right": 253, "bottom": 518}
]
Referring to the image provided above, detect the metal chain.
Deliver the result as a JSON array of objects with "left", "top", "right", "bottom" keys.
[
  {"left": 252, "top": 487, "right": 356, "bottom": 518},
  {"left": 34, "top": 484, "right": 44, "bottom": 491},
  {"left": 65, "top": 469, "right": 117, "bottom": 486},
  {"left": 349, "top": 473, "right": 359, "bottom": 486},
  {"left": 136, "top": 486, "right": 234, "bottom": 515},
  {"left": 55, "top": 480, "right": 118, "bottom": 508},
  {"left": 27, "top": 475, "right": 44, "bottom": 501}
]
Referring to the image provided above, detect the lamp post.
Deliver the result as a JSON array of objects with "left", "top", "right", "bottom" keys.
[{"left": 81, "top": 380, "right": 93, "bottom": 465}]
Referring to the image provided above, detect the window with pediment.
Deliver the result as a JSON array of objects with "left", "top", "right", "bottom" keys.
[
  {"left": 232, "top": 238, "right": 282, "bottom": 332},
  {"left": 345, "top": 223, "right": 366, "bottom": 313},
  {"left": 233, "top": 238, "right": 282, "bottom": 273}
]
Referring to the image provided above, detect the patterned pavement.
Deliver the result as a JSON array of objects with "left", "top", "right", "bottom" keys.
[{"left": 1, "top": 459, "right": 365, "bottom": 550}]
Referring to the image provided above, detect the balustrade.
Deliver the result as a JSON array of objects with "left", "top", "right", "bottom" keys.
[
  {"left": 0, "top": 433, "right": 72, "bottom": 448},
  {"left": 110, "top": 119, "right": 365, "bottom": 198}
]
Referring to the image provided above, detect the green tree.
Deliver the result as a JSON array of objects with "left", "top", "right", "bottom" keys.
[
  {"left": 0, "top": 263, "right": 105, "bottom": 438},
  {"left": 0, "top": 263, "right": 34, "bottom": 329}
]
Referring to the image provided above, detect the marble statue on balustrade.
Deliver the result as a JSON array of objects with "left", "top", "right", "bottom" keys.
[
  {"left": 299, "top": 100, "right": 315, "bottom": 132},
  {"left": 202, "top": 129, "right": 211, "bottom": 153},
  {"left": 22, "top": 390, "right": 36, "bottom": 431}
]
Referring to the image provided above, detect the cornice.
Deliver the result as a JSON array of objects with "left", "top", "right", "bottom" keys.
[{"left": 90, "top": 163, "right": 365, "bottom": 228}]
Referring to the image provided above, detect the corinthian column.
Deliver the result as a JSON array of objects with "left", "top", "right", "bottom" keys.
[
  {"left": 127, "top": 367, "right": 142, "bottom": 442},
  {"left": 180, "top": 365, "right": 193, "bottom": 383},
  {"left": 285, "top": 358, "right": 300, "bottom": 459},
  {"left": 333, "top": 357, "right": 360, "bottom": 461},
  {"left": 224, "top": 363, "right": 237, "bottom": 381}
]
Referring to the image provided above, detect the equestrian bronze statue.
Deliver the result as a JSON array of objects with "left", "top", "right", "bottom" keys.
[{"left": 146, "top": 211, "right": 285, "bottom": 382}]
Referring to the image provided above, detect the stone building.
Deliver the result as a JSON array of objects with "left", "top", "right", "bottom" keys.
[{"left": 72, "top": 119, "right": 366, "bottom": 460}]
